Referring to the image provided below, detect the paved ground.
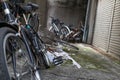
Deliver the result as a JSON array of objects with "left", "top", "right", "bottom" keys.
[{"left": 42, "top": 44, "right": 120, "bottom": 80}]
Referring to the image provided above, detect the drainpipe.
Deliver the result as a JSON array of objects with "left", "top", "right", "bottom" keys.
[
  {"left": 89, "top": 0, "right": 98, "bottom": 44},
  {"left": 82, "top": 0, "right": 92, "bottom": 43}
]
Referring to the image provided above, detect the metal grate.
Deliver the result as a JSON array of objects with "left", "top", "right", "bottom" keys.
[
  {"left": 93, "top": 0, "right": 115, "bottom": 52},
  {"left": 108, "top": 0, "right": 120, "bottom": 56}
]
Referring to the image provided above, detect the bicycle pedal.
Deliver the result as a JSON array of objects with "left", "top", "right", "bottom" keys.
[{"left": 53, "top": 56, "right": 63, "bottom": 66}]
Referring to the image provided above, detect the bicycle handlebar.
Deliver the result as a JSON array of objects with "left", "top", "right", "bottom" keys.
[
  {"left": 49, "top": 16, "right": 64, "bottom": 25},
  {"left": 49, "top": 16, "right": 54, "bottom": 18}
]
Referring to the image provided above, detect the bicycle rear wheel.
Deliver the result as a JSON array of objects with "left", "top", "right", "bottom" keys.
[
  {"left": 60, "top": 26, "right": 70, "bottom": 36},
  {"left": 29, "top": 13, "right": 40, "bottom": 32}
]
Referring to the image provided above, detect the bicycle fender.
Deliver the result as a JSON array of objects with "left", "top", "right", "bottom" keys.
[
  {"left": 0, "top": 22, "right": 18, "bottom": 31},
  {"left": 62, "top": 25, "right": 71, "bottom": 33}
]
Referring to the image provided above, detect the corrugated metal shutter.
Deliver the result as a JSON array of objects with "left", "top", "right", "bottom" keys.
[
  {"left": 93, "top": 0, "right": 115, "bottom": 51},
  {"left": 108, "top": 0, "right": 120, "bottom": 56}
]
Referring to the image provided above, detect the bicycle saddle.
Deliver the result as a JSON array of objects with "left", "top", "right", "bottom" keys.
[
  {"left": 21, "top": 5, "right": 32, "bottom": 13},
  {"left": 27, "top": 2, "right": 39, "bottom": 11},
  {"left": 17, "top": 2, "right": 39, "bottom": 14},
  {"left": 60, "top": 22, "right": 64, "bottom": 25}
]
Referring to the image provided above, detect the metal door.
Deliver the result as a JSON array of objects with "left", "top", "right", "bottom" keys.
[
  {"left": 108, "top": 0, "right": 120, "bottom": 56},
  {"left": 93, "top": 0, "right": 115, "bottom": 51}
]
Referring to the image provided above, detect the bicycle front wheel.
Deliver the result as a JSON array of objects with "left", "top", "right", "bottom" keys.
[{"left": 0, "top": 27, "right": 42, "bottom": 80}]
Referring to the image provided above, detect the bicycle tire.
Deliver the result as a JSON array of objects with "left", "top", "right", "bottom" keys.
[
  {"left": 0, "top": 27, "right": 30, "bottom": 80},
  {"left": 60, "top": 26, "right": 70, "bottom": 36},
  {"left": 36, "top": 37, "right": 51, "bottom": 69},
  {"left": 28, "top": 13, "right": 40, "bottom": 32}
]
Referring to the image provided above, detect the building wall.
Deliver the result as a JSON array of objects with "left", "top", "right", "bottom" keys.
[
  {"left": 47, "top": 0, "right": 88, "bottom": 29},
  {"left": 86, "top": 0, "right": 98, "bottom": 44},
  {"left": 33, "top": 0, "right": 48, "bottom": 30}
]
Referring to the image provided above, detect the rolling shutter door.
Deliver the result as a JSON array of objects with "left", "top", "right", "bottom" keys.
[
  {"left": 93, "top": 0, "right": 115, "bottom": 51},
  {"left": 108, "top": 0, "right": 120, "bottom": 56}
]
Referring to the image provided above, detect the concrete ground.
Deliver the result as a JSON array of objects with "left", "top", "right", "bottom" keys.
[{"left": 42, "top": 44, "right": 120, "bottom": 80}]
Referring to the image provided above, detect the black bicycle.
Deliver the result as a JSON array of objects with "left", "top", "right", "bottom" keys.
[{"left": 0, "top": 0, "right": 50, "bottom": 80}]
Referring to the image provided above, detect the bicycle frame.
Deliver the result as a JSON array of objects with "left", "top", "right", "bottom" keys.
[
  {"left": 49, "top": 17, "right": 72, "bottom": 39},
  {"left": 0, "top": 0, "right": 40, "bottom": 78},
  {"left": 49, "top": 22, "right": 60, "bottom": 36},
  {"left": 1, "top": 1, "right": 14, "bottom": 22},
  {"left": 22, "top": 13, "right": 43, "bottom": 52}
]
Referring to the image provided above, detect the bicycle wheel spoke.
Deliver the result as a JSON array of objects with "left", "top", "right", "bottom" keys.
[{"left": 11, "top": 52, "right": 18, "bottom": 79}]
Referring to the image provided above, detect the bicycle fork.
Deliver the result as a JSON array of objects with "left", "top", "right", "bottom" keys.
[
  {"left": 20, "top": 28, "right": 34, "bottom": 66},
  {"left": 20, "top": 27, "right": 41, "bottom": 80}
]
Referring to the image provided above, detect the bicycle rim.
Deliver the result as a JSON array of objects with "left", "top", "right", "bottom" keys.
[{"left": 3, "top": 33, "right": 41, "bottom": 80}]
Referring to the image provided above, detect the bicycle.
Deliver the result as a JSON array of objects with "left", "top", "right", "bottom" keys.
[
  {"left": 0, "top": 0, "right": 51, "bottom": 80},
  {"left": 63, "top": 22, "right": 84, "bottom": 42},
  {"left": 49, "top": 16, "right": 71, "bottom": 39},
  {"left": 48, "top": 17, "right": 79, "bottom": 50}
]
